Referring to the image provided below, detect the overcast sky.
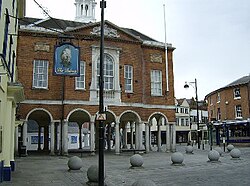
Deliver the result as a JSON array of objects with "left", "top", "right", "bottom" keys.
[{"left": 26, "top": 0, "right": 250, "bottom": 100}]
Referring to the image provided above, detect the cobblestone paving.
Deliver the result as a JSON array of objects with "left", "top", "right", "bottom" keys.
[{"left": 2, "top": 145, "right": 250, "bottom": 186}]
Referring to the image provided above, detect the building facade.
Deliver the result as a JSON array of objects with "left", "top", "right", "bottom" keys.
[
  {"left": 205, "top": 75, "right": 250, "bottom": 144},
  {"left": 175, "top": 98, "right": 208, "bottom": 145},
  {"left": 175, "top": 98, "right": 190, "bottom": 143},
  {"left": 189, "top": 103, "right": 208, "bottom": 147},
  {"left": 16, "top": 0, "right": 177, "bottom": 155},
  {"left": 0, "top": 0, "right": 25, "bottom": 182}
]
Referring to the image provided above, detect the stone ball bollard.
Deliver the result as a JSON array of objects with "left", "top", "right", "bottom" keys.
[
  {"left": 185, "top": 145, "right": 194, "bottom": 154},
  {"left": 171, "top": 152, "right": 184, "bottom": 165},
  {"left": 214, "top": 147, "right": 223, "bottom": 156},
  {"left": 130, "top": 154, "right": 144, "bottom": 167},
  {"left": 230, "top": 148, "right": 241, "bottom": 159},
  {"left": 67, "top": 156, "right": 83, "bottom": 170},
  {"left": 87, "top": 165, "right": 106, "bottom": 183},
  {"left": 208, "top": 150, "right": 220, "bottom": 162},
  {"left": 227, "top": 144, "right": 234, "bottom": 152},
  {"left": 132, "top": 179, "right": 157, "bottom": 186}
]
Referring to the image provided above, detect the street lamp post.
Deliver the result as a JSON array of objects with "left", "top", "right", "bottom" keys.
[
  {"left": 99, "top": 1, "right": 106, "bottom": 185},
  {"left": 184, "top": 78, "right": 200, "bottom": 149},
  {"left": 207, "top": 122, "right": 213, "bottom": 150}
]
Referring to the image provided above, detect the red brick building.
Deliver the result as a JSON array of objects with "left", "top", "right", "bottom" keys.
[
  {"left": 16, "top": 3, "right": 176, "bottom": 155},
  {"left": 205, "top": 75, "right": 250, "bottom": 144}
]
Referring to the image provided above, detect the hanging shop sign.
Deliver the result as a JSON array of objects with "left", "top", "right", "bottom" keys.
[{"left": 54, "top": 43, "right": 80, "bottom": 76}]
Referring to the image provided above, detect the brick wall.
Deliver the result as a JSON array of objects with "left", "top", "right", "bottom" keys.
[
  {"left": 17, "top": 24, "right": 176, "bottom": 123},
  {"left": 207, "top": 85, "right": 250, "bottom": 121}
]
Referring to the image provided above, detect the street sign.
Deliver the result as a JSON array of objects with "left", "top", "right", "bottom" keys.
[{"left": 96, "top": 113, "right": 106, "bottom": 121}]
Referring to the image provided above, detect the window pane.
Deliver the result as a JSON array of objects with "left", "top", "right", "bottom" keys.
[
  {"left": 75, "top": 61, "right": 85, "bottom": 89},
  {"left": 124, "top": 65, "right": 133, "bottom": 92},
  {"left": 235, "top": 105, "right": 242, "bottom": 118},
  {"left": 33, "top": 60, "right": 48, "bottom": 88},
  {"left": 234, "top": 88, "right": 241, "bottom": 98},
  {"left": 97, "top": 54, "right": 114, "bottom": 90},
  {"left": 151, "top": 70, "right": 162, "bottom": 96}
]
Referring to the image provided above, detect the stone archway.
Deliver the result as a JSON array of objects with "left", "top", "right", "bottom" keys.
[
  {"left": 148, "top": 112, "right": 168, "bottom": 152},
  {"left": 94, "top": 110, "right": 116, "bottom": 151},
  {"left": 103, "top": 110, "right": 116, "bottom": 151},
  {"left": 67, "top": 109, "right": 91, "bottom": 150},
  {"left": 26, "top": 109, "right": 52, "bottom": 153},
  {"left": 119, "top": 110, "right": 142, "bottom": 151}
]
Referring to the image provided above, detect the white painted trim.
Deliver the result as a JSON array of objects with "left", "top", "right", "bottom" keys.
[
  {"left": 25, "top": 108, "right": 53, "bottom": 121},
  {"left": 148, "top": 112, "right": 168, "bottom": 124},
  {"left": 21, "top": 99, "right": 176, "bottom": 110},
  {"left": 118, "top": 110, "right": 142, "bottom": 124},
  {"left": 66, "top": 108, "right": 92, "bottom": 121}
]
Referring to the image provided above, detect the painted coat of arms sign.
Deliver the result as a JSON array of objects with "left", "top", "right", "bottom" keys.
[{"left": 54, "top": 43, "right": 80, "bottom": 76}]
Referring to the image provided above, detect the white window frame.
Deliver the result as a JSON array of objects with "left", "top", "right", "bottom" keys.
[
  {"left": 180, "top": 108, "right": 184, "bottom": 113},
  {"left": 75, "top": 61, "right": 85, "bottom": 90},
  {"left": 235, "top": 105, "right": 242, "bottom": 118},
  {"left": 217, "top": 93, "right": 220, "bottom": 103},
  {"left": 124, "top": 65, "right": 133, "bottom": 93},
  {"left": 150, "top": 70, "right": 162, "bottom": 96},
  {"left": 32, "top": 60, "right": 48, "bottom": 89},
  {"left": 176, "top": 108, "right": 179, "bottom": 113},
  {"left": 181, "top": 118, "right": 185, "bottom": 126},
  {"left": 97, "top": 54, "right": 114, "bottom": 90},
  {"left": 234, "top": 88, "right": 241, "bottom": 99}
]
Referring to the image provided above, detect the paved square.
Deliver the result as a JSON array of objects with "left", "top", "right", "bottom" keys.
[{"left": 2, "top": 145, "right": 250, "bottom": 186}]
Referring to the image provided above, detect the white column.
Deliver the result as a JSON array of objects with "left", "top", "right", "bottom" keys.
[
  {"left": 10, "top": 106, "right": 16, "bottom": 162},
  {"left": 157, "top": 124, "right": 161, "bottom": 152},
  {"left": 14, "top": 126, "right": 19, "bottom": 155},
  {"left": 90, "top": 120, "right": 95, "bottom": 154},
  {"left": 138, "top": 123, "right": 143, "bottom": 150},
  {"left": 135, "top": 123, "right": 139, "bottom": 149},
  {"left": 63, "top": 121, "right": 68, "bottom": 155},
  {"left": 145, "top": 123, "right": 150, "bottom": 153},
  {"left": 76, "top": 3, "right": 79, "bottom": 17},
  {"left": 2, "top": 99, "right": 12, "bottom": 168},
  {"left": 171, "top": 124, "right": 176, "bottom": 152},
  {"left": 50, "top": 122, "right": 55, "bottom": 155},
  {"left": 115, "top": 122, "right": 120, "bottom": 154},
  {"left": 57, "top": 122, "right": 61, "bottom": 153},
  {"left": 166, "top": 123, "right": 171, "bottom": 152},
  {"left": 123, "top": 124, "right": 128, "bottom": 149},
  {"left": 22, "top": 121, "right": 28, "bottom": 155},
  {"left": 83, "top": 131, "right": 89, "bottom": 147}
]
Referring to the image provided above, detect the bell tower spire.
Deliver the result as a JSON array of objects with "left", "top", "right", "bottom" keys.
[{"left": 75, "top": 0, "right": 97, "bottom": 23}]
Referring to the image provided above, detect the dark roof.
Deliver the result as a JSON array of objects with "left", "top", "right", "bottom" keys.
[
  {"left": 224, "top": 75, "right": 250, "bottom": 88},
  {"left": 19, "top": 17, "right": 85, "bottom": 30},
  {"left": 39, "top": 18, "right": 85, "bottom": 30},
  {"left": 205, "top": 75, "right": 250, "bottom": 98},
  {"left": 19, "top": 17, "right": 158, "bottom": 42},
  {"left": 19, "top": 17, "right": 41, "bottom": 26},
  {"left": 176, "top": 98, "right": 184, "bottom": 105},
  {"left": 122, "top": 28, "right": 157, "bottom": 42}
]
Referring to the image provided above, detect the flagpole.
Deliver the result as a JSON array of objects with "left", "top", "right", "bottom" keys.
[{"left": 163, "top": 4, "right": 169, "bottom": 92}]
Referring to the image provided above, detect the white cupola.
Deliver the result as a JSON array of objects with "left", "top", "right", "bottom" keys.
[{"left": 74, "top": 0, "right": 97, "bottom": 23}]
